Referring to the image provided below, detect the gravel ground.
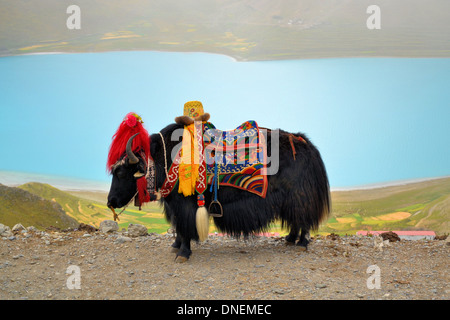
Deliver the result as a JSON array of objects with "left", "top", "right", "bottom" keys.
[{"left": 0, "top": 227, "right": 448, "bottom": 301}]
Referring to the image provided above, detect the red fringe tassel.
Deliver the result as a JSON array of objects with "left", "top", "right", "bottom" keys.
[{"left": 107, "top": 114, "right": 150, "bottom": 172}]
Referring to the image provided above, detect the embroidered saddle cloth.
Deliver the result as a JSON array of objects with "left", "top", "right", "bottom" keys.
[
  {"left": 160, "top": 120, "right": 268, "bottom": 198},
  {"left": 203, "top": 121, "right": 267, "bottom": 197}
]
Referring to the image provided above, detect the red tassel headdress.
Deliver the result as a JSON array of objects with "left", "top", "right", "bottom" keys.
[{"left": 107, "top": 112, "right": 150, "bottom": 173}]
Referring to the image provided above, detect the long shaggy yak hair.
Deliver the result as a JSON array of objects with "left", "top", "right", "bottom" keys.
[{"left": 150, "top": 123, "right": 331, "bottom": 242}]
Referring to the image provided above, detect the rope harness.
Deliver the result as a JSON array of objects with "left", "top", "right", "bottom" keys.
[
  {"left": 288, "top": 133, "right": 307, "bottom": 160},
  {"left": 158, "top": 132, "right": 169, "bottom": 181},
  {"left": 110, "top": 189, "right": 138, "bottom": 221}
]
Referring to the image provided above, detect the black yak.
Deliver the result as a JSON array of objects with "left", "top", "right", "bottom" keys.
[{"left": 107, "top": 118, "right": 330, "bottom": 263}]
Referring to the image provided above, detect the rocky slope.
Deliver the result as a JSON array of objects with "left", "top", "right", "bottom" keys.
[{"left": 0, "top": 184, "right": 79, "bottom": 230}]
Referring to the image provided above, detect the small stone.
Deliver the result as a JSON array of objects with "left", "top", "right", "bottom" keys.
[
  {"left": 380, "top": 231, "right": 401, "bottom": 242},
  {"left": 127, "top": 224, "right": 148, "bottom": 237},
  {"left": 0, "top": 224, "right": 13, "bottom": 238},
  {"left": 12, "top": 224, "right": 26, "bottom": 232},
  {"left": 316, "top": 284, "right": 327, "bottom": 289},
  {"left": 99, "top": 220, "right": 119, "bottom": 233},
  {"left": 115, "top": 236, "right": 132, "bottom": 244},
  {"left": 273, "top": 289, "right": 286, "bottom": 295}
]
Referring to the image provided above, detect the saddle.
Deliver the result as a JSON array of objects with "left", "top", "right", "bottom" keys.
[
  {"left": 204, "top": 120, "right": 268, "bottom": 198},
  {"left": 160, "top": 120, "right": 268, "bottom": 198}
]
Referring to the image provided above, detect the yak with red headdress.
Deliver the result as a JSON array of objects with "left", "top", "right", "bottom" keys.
[{"left": 107, "top": 104, "right": 331, "bottom": 263}]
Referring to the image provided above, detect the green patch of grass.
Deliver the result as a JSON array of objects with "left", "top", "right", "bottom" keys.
[
  {"left": 323, "top": 177, "right": 450, "bottom": 235},
  {"left": 326, "top": 217, "right": 338, "bottom": 224},
  {"left": 353, "top": 213, "right": 364, "bottom": 222},
  {"left": 397, "top": 203, "right": 426, "bottom": 212}
]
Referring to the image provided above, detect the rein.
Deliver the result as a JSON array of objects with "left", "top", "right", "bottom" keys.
[{"left": 110, "top": 189, "right": 138, "bottom": 221}]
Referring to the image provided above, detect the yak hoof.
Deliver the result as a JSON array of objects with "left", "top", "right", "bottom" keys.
[
  {"left": 285, "top": 235, "right": 298, "bottom": 246},
  {"left": 170, "top": 247, "right": 179, "bottom": 253},
  {"left": 175, "top": 255, "right": 189, "bottom": 263},
  {"left": 297, "top": 245, "right": 308, "bottom": 252}
]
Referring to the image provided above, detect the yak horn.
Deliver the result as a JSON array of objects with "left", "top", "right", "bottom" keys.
[{"left": 126, "top": 133, "right": 140, "bottom": 164}]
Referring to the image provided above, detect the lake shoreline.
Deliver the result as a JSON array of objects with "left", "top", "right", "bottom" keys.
[{"left": 1, "top": 49, "right": 447, "bottom": 63}]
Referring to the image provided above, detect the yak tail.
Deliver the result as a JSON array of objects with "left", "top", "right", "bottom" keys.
[
  {"left": 284, "top": 133, "right": 331, "bottom": 232},
  {"left": 309, "top": 144, "right": 331, "bottom": 230},
  {"left": 196, "top": 206, "right": 209, "bottom": 241}
]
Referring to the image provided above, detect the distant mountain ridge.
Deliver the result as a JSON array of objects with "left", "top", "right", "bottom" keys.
[
  {"left": 1, "top": 0, "right": 449, "bottom": 60},
  {"left": 0, "top": 171, "right": 110, "bottom": 192}
]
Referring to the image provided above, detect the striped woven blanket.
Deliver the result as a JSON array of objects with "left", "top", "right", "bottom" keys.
[
  {"left": 160, "top": 121, "right": 268, "bottom": 198},
  {"left": 204, "top": 121, "right": 267, "bottom": 198}
]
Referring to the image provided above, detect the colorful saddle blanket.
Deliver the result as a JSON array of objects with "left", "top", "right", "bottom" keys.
[
  {"left": 160, "top": 121, "right": 268, "bottom": 198},
  {"left": 204, "top": 121, "right": 267, "bottom": 197}
]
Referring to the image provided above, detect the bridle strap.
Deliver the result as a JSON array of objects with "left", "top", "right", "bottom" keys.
[{"left": 158, "top": 132, "right": 169, "bottom": 180}]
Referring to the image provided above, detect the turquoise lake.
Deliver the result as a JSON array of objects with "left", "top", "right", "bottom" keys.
[{"left": 0, "top": 51, "right": 449, "bottom": 188}]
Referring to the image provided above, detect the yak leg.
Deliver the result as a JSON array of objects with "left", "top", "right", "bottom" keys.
[
  {"left": 297, "top": 229, "right": 310, "bottom": 251},
  {"left": 171, "top": 233, "right": 181, "bottom": 253},
  {"left": 285, "top": 225, "right": 300, "bottom": 246},
  {"left": 175, "top": 236, "right": 192, "bottom": 263}
]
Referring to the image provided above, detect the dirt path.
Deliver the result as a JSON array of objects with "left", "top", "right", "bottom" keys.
[
  {"left": 1, "top": 228, "right": 448, "bottom": 301},
  {"left": 416, "top": 203, "right": 437, "bottom": 228}
]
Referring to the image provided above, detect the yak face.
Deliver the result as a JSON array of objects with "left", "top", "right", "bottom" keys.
[
  {"left": 107, "top": 157, "right": 146, "bottom": 209},
  {"left": 107, "top": 133, "right": 146, "bottom": 209}
]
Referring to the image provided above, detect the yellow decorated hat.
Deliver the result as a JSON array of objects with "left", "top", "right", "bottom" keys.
[{"left": 175, "top": 101, "right": 210, "bottom": 125}]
